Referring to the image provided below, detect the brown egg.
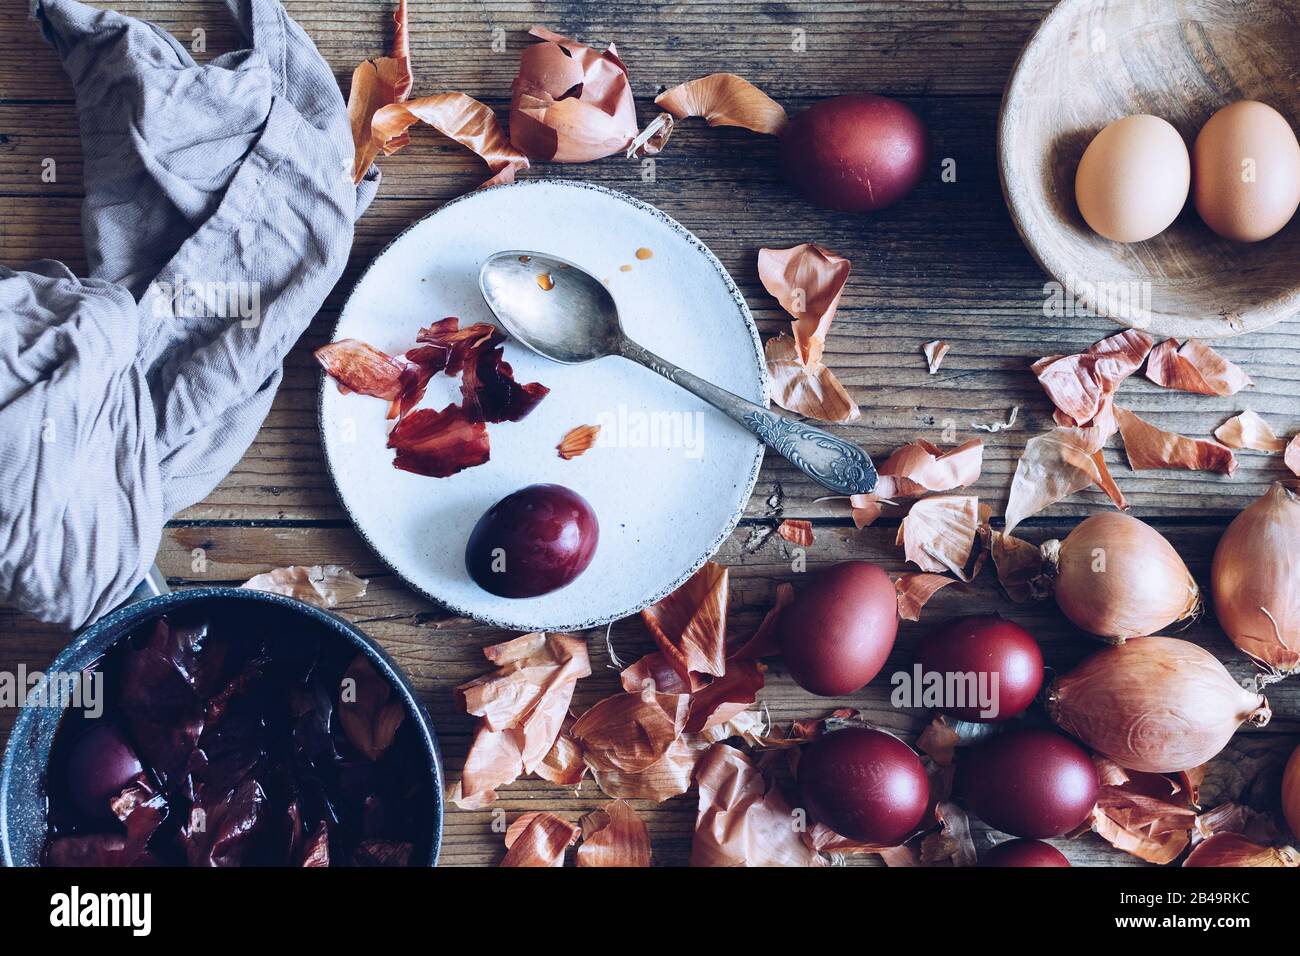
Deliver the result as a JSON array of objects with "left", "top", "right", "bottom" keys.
[
  {"left": 776, "top": 561, "right": 898, "bottom": 696},
  {"left": 1075, "top": 115, "right": 1190, "bottom": 243},
  {"left": 1193, "top": 100, "right": 1300, "bottom": 242}
]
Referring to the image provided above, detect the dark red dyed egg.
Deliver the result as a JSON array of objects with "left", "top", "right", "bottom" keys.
[
  {"left": 65, "top": 722, "right": 144, "bottom": 819},
  {"left": 776, "top": 561, "right": 898, "bottom": 696},
  {"left": 916, "top": 615, "right": 1044, "bottom": 722},
  {"left": 982, "top": 839, "right": 1071, "bottom": 867},
  {"left": 798, "top": 727, "right": 929, "bottom": 844},
  {"left": 779, "top": 94, "right": 929, "bottom": 212},
  {"left": 958, "top": 727, "right": 1099, "bottom": 839},
  {"left": 465, "top": 483, "right": 598, "bottom": 598}
]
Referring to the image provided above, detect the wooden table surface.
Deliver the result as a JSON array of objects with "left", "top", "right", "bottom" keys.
[{"left": 2, "top": 0, "right": 1298, "bottom": 867}]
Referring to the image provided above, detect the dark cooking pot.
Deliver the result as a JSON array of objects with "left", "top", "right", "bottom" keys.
[{"left": 0, "top": 571, "right": 444, "bottom": 867}]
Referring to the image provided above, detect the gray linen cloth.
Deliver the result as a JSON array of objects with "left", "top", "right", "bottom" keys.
[{"left": 0, "top": 0, "right": 378, "bottom": 628}]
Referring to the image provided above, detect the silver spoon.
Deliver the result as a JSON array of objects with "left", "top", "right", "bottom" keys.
[{"left": 478, "top": 250, "right": 878, "bottom": 496}]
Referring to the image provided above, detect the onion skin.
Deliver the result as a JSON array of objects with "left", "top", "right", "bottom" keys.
[
  {"left": 1048, "top": 637, "right": 1270, "bottom": 774},
  {"left": 1211, "top": 481, "right": 1300, "bottom": 674},
  {"left": 1183, "top": 832, "right": 1300, "bottom": 868},
  {"left": 1046, "top": 512, "right": 1200, "bottom": 642},
  {"left": 957, "top": 727, "right": 1099, "bottom": 839},
  {"left": 982, "top": 839, "right": 1071, "bottom": 867},
  {"left": 1284, "top": 745, "right": 1300, "bottom": 839}
]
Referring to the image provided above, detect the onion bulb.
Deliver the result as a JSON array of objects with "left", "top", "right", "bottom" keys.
[
  {"left": 1042, "top": 512, "right": 1200, "bottom": 642},
  {"left": 1047, "top": 636, "right": 1270, "bottom": 773},
  {"left": 1284, "top": 745, "right": 1300, "bottom": 839},
  {"left": 1184, "top": 833, "right": 1300, "bottom": 868},
  {"left": 1211, "top": 480, "right": 1300, "bottom": 674}
]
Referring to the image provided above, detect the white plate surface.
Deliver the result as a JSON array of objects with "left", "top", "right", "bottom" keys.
[{"left": 320, "top": 179, "right": 767, "bottom": 632}]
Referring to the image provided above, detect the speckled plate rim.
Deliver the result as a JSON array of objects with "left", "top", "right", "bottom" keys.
[
  {"left": 318, "top": 177, "right": 768, "bottom": 632},
  {"left": 996, "top": 0, "right": 1300, "bottom": 339}
]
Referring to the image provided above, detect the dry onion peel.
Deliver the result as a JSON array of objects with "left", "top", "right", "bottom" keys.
[
  {"left": 1145, "top": 339, "right": 1253, "bottom": 396},
  {"left": 576, "top": 800, "right": 652, "bottom": 867},
  {"left": 895, "top": 572, "right": 963, "bottom": 621},
  {"left": 923, "top": 340, "right": 949, "bottom": 374},
  {"left": 776, "top": 519, "right": 814, "bottom": 547},
  {"left": 1114, "top": 405, "right": 1237, "bottom": 475},
  {"left": 510, "top": 27, "right": 638, "bottom": 162},
  {"left": 655, "top": 73, "right": 788, "bottom": 135},
  {"left": 1183, "top": 832, "right": 1299, "bottom": 867},
  {"left": 1288, "top": 435, "right": 1300, "bottom": 477},
  {"left": 1040, "top": 512, "right": 1199, "bottom": 641},
  {"left": 1088, "top": 757, "right": 1199, "bottom": 864},
  {"left": 1003, "top": 409, "right": 1126, "bottom": 534},
  {"left": 896, "top": 494, "right": 982, "bottom": 576},
  {"left": 1048, "top": 636, "right": 1270, "bottom": 773},
  {"left": 759, "top": 243, "right": 860, "bottom": 422},
  {"left": 1211, "top": 480, "right": 1300, "bottom": 674},
  {"left": 640, "top": 561, "right": 728, "bottom": 685},
  {"left": 691, "top": 743, "right": 822, "bottom": 867},
  {"left": 501, "top": 811, "right": 580, "bottom": 867},
  {"left": 557, "top": 423, "right": 601, "bottom": 459},
  {"left": 1213, "top": 409, "right": 1287, "bottom": 452},
  {"left": 346, "top": 0, "right": 413, "bottom": 182},
  {"left": 1033, "top": 329, "right": 1154, "bottom": 426},
  {"left": 986, "top": 531, "right": 1046, "bottom": 603},
  {"left": 241, "top": 565, "right": 367, "bottom": 609},
  {"left": 452, "top": 632, "right": 591, "bottom": 808},
  {"left": 371, "top": 93, "right": 528, "bottom": 189}
]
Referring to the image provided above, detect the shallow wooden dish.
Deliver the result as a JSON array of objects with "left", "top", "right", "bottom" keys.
[{"left": 999, "top": 0, "right": 1300, "bottom": 338}]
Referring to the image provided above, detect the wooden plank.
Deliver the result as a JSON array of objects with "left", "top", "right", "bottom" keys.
[
  {"left": 0, "top": 0, "right": 1054, "bottom": 102},
  {"left": 0, "top": 521, "right": 1295, "bottom": 866}
]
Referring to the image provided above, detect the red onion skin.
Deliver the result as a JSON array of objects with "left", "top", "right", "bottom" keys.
[
  {"left": 916, "top": 615, "right": 1044, "bottom": 722},
  {"left": 779, "top": 94, "right": 928, "bottom": 212},
  {"left": 798, "top": 727, "right": 929, "bottom": 845},
  {"left": 777, "top": 561, "right": 898, "bottom": 696},
  {"left": 982, "top": 839, "right": 1071, "bottom": 867},
  {"left": 958, "top": 727, "right": 1099, "bottom": 839}
]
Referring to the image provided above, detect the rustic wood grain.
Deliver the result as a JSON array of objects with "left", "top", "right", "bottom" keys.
[
  {"left": 0, "top": 0, "right": 1054, "bottom": 101},
  {"left": 2, "top": 0, "right": 1299, "bottom": 868}
]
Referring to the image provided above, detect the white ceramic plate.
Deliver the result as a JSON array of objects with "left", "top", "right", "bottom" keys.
[{"left": 320, "top": 180, "right": 766, "bottom": 632}]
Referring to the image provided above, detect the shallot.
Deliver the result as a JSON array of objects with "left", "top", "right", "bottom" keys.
[
  {"left": 1211, "top": 480, "right": 1300, "bottom": 674},
  {"left": 1048, "top": 637, "right": 1270, "bottom": 773},
  {"left": 1041, "top": 512, "right": 1200, "bottom": 641}
]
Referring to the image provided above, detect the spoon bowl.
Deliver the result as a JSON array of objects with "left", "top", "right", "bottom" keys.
[
  {"left": 479, "top": 250, "right": 878, "bottom": 497},
  {"left": 479, "top": 251, "right": 622, "bottom": 364}
]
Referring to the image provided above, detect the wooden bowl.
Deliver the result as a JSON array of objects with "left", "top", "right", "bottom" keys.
[{"left": 999, "top": 0, "right": 1300, "bottom": 338}]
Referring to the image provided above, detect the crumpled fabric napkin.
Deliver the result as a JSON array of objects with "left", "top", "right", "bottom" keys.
[{"left": 0, "top": 0, "right": 377, "bottom": 628}]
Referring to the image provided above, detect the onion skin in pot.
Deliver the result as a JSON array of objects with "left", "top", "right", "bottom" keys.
[
  {"left": 957, "top": 727, "right": 1099, "bottom": 839},
  {"left": 1284, "top": 746, "right": 1300, "bottom": 839},
  {"left": 1048, "top": 637, "right": 1270, "bottom": 774},
  {"left": 1211, "top": 481, "right": 1300, "bottom": 674},
  {"left": 1044, "top": 512, "right": 1200, "bottom": 642},
  {"left": 982, "top": 839, "right": 1071, "bottom": 867}
]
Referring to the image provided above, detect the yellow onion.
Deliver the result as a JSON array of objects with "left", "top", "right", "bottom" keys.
[
  {"left": 1211, "top": 480, "right": 1300, "bottom": 674},
  {"left": 1184, "top": 833, "right": 1299, "bottom": 868},
  {"left": 1047, "top": 637, "right": 1270, "bottom": 773},
  {"left": 1284, "top": 745, "right": 1300, "bottom": 839},
  {"left": 1041, "top": 512, "right": 1200, "bottom": 642}
]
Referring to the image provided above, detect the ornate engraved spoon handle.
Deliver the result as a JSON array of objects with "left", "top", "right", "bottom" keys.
[{"left": 619, "top": 338, "right": 878, "bottom": 496}]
